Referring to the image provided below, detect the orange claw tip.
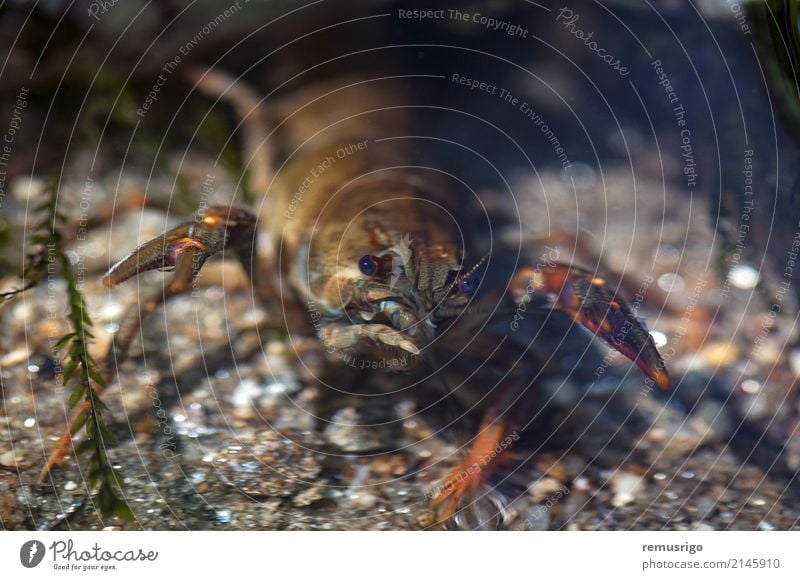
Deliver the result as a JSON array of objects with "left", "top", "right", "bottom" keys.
[{"left": 643, "top": 363, "right": 672, "bottom": 390}]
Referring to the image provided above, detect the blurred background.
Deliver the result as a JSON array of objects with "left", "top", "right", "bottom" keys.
[{"left": 1, "top": 0, "right": 800, "bottom": 530}]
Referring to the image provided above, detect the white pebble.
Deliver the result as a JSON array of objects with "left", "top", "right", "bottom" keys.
[
  {"left": 264, "top": 382, "right": 289, "bottom": 396},
  {"left": 63, "top": 481, "right": 78, "bottom": 491},
  {"left": 99, "top": 301, "right": 124, "bottom": 320},
  {"left": 573, "top": 476, "right": 591, "bottom": 492},
  {"left": 740, "top": 379, "right": 761, "bottom": 394},
  {"left": 527, "top": 477, "right": 563, "bottom": 502},
  {"left": 727, "top": 265, "right": 760, "bottom": 289},
  {"left": 12, "top": 175, "right": 46, "bottom": 202},
  {"left": 349, "top": 492, "right": 377, "bottom": 508},
  {"left": 23, "top": 417, "right": 36, "bottom": 428},
  {"left": 611, "top": 472, "right": 644, "bottom": 507},
  {"left": 0, "top": 450, "right": 18, "bottom": 467},
  {"left": 216, "top": 509, "right": 233, "bottom": 523},
  {"left": 231, "top": 379, "right": 261, "bottom": 408},
  {"left": 562, "top": 162, "right": 597, "bottom": 189},
  {"left": 758, "top": 521, "right": 775, "bottom": 531},
  {"left": 789, "top": 349, "right": 800, "bottom": 377},
  {"left": 657, "top": 273, "right": 685, "bottom": 293}
]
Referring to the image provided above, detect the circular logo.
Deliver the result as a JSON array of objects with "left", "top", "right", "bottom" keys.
[{"left": 19, "top": 540, "right": 45, "bottom": 568}]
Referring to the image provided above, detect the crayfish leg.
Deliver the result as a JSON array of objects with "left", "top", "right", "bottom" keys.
[{"left": 431, "top": 410, "right": 512, "bottom": 524}]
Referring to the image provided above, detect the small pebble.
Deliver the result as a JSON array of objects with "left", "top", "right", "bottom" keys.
[
  {"left": 700, "top": 341, "right": 739, "bottom": 367},
  {"left": 63, "top": 481, "right": 78, "bottom": 491},
  {"left": 573, "top": 476, "right": 591, "bottom": 492},
  {"left": 727, "top": 264, "right": 760, "bottom": 289},
  {"left": 740, "top": 392, "right": 770, "bottom": 421},
  {"left": 12, "top": 175, "right": 46, "bottom": 201},
  {"left": 416, "top": 508, "right": 437, "bottom": 528},
  {"left": 758, "top": 520, "right": 775, "bottom": 531},
  {"left": 231, "top": 379, "right": 262, "bottom": 408},
  {"left": 658, "top": 273, "right": 685, "bottom": 293},
  {"left": 740, "top": 379, "right": 761, "bottom": 394},
  {"left": 527, "top": 477, "right": 563, "bottom": 502},
  {"left": 611, "top": 472, "right": 644, "bottom": 507},
  {"left": 1, "top": 450, "right": 19, "bottom": 467},
  {"left": 790, "top": 349, "right": 800, "bottom": 377},
  {"left": 693, "top": 522, "right": 715, "bottom": 531},
  {"left": 694, "top": 496, "right": 716, "bottom": 519},
  {"left": 349, "top": 492, "right": 377, "bottom": 509},
  {"left": 293, "top": 484, "right": 325, "bottom": 507},
  {"left": 562, "top": 162, "right": 597, "bottom": 188},
  {"left": 522, "top": 508, "right": 550, "bottom": 531},
  {"left": 0, "top": 348, "right": 31, "bottom": 369},
  {"left": 324, "top": 408, "right": 382, "bottom": 452}
]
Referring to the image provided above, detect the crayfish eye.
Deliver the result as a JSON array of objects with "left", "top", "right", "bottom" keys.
[
  {"left": 458, "top": 273, "right": 480, "bottom": 294},
  {"left": 358, "top": 255, "right": 380, "bottom": 276}
]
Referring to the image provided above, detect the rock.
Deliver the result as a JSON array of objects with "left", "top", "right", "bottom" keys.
[
  {"left": 611, "top": 472, "right": 644, "bottom": 507},
  {"left": 660, "top": 425, "right": 704, "bottom": 459},
  {"left": 521, "top": 506, "right": 550, "bottom": 530},
  {"left": 0, "top": 348, "right": 31, "bottom": 369},
  {"left": 689, "top": 400, "right": 732, "bottom": 442},
  {"left": 344, "top": 464, "right": 376, "bottom": 508},
  {"left": 293, "top": 483, "right": 325, "bottom": 507},
  {"left": 789, "top": 349, "right": 800, "bottom": 377},
  {"left": 693, "top": 496, "right": 717, "bottom": 519},
  {"left": 416, "top": 508, "right": 437, "bottom": 528},
  {"left": 527, "top": 477, "right": 564, "bottom": 502},
  {"left": 0, "top": 450, "right": 20, "bottom": 467},
  {"left": 370, "top": 455, "right": 408, "bottom": 477},
  {"left": 692, "top": 522, "right": 715, "bottom": 531},
  {"left": 739, "top": 391, "right": 771, "bottom": 422},
  {"left": 758, "top": 521, "right": 775, "bottom": 531},
  {"left": 787, "top": 428, "right": 800, "bottom": 471},
  {"left": 324, "top": 408, "right": 383, "bottom": 452},
  {"left": 11, "top": 175, "right": 45, "bottom": 202}
]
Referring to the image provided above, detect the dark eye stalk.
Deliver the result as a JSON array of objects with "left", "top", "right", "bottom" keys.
[
  {"left": 358, "top": 255, "right": 380, "bottom": 276},
  {"left": 455, "top": 255, "right": 488, "bottom": 295},
  {"left": 458, "top": 272, "right": 480, "bottom": 294}
]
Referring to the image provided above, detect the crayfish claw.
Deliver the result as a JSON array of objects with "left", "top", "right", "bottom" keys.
[
  {"left": 102, "top": 226, "right": 196, "bottom": 288},
  {"left": 102, "top": 206, "right": 257, "bottom": 289},
  {"left": 512, "top": 263, "right": 671, "bottom": 389}
]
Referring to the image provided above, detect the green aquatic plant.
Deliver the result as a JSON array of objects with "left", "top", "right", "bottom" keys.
[
  {"left": 750, "top": 0, "right": 800, "bottom": 131},
  {"left": 1, "top": 182, "right": 132, "bottom": 521}
]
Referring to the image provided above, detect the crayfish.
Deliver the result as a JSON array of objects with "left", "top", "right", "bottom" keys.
[{"left": 43, "top": 67, "right": 670, "bottom": 528}]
